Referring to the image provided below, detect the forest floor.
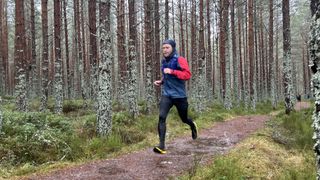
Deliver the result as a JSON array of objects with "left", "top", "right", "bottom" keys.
[{"left": 23, "top": 102, "right": 310, "bottom": 180}]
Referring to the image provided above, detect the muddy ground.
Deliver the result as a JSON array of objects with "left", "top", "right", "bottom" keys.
[{"left": 25, "top": 102, "right": 310, "bottom": 180}]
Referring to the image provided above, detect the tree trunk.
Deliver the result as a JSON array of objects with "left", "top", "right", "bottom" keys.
[
  {"left": 282, "top": 0, "right": 294, "bottom": 114},
  {"left": 179, "top": 0, "right": 185, "bottom": 57},
  {"left": 165, "top": 0, "right": 169, "bottom": 39},
  {"left": 144, "top": 0, "right": 154, "bottom": 113},
  {"left": 14, "top": 0, "right": 28, "bottom": 111},
  {"left": 219, "top": 0, "right": 228, "bottom": 101},
  {"left": 153, "top": 0, "right": 161, "bottom": 101},
  {"left": 206, "top": 0, "right": 213, "bottom": 99},
  {"left": 0, "top": 0, "right": 3, "bottom": 95},
  {"left": 269, "top": 0, "right": 276, "bottom": 108},
  {"left": 230, "top": 0, "right": 238, "bottom": 104},
  {"left": 117, "top": 0, "right": 127, "bottom": 104},
  {"left": 30, "top": 0, "right": 37, "bottom": 98},
  {"left": 191, "top": 0, "right": 197, "bottom": 96},
  {"left": 54, "top": 0, "right": 63, "bottom": 114},
  {"left": 2, "top": 0, "right": 9, "bottom": 95},
  {"left": 309, "top": 0, "right": 320, "bottom": 178},
  {"left": 97, "top": 0, "right": 112, "bottom": 136},
  {"left": 194, "top": 0, "right": 207, "bottom": 112},
  {"left": 40, "top": 0, "right": 49, "bottom": 111},
  {"left": 63, "top": 0, "right": 71, "bottom": 99},
  {"left": 89, "top": 0, "right": 98, "bottom": 106},
  {"left": 127, "top": 0, "right": 139, "bottom": 118},
  {"left": 237, "top": 0, "right": 244, "bottom": 102},
  {"left": 248, "top": 0, "right": 255, "bottom": 109}
]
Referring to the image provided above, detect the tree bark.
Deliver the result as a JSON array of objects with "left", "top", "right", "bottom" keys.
[
  {"left": 282, "top": 0, "right": 294, "bottom": 114},
  {"left": 54, "top": 0, "right": 63, "bottom": 114},
  {"left": 97, "top": 0, "right": 112, "bottom": 136},
  {"left": 89, "top": 0, "right": 98, "bottom": 105},
  {"left": 144, "top": 0, "right": 154, "bottom": 113},
  {"left": 127, "top": 0, "right": 139, "bottom": 118},
  {"left": 40, "top": 0, "right": 49, "bottom": 111},
  {"left": 30, "top": 0, "right": 37, "bottom": 98},
  {"left": 14, "top": 0, "right": 28, "bottom": 111},
  {"left": 248, "top": 0, "right": 255, "bottom": 109},
  {"left": 269, "top": 0, "right": 276, "bottom": 108},
  {"left": 309, "top": 0, "right": 320, "bottom": 178},
  {"left": 63, "top": 0, "right": 71, "bottom": 99},
  {"left": 165, "top": 0, "right": 169, "bottom": 39},
  {"left": 117, "top": 0, "right": 127, "bottom": 104}
]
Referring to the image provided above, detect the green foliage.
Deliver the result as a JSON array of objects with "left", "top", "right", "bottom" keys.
[
  {"left": 0, "top": 111, "right": 74, "bottom": 166},
  {"left": 204, "top": 157, "right": 246, "bottom": 180},
  {"left": 273, "top": 108, "right": 313, "bottom": 150}
]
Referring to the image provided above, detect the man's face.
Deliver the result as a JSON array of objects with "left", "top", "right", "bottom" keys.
[{"left": 162, "top": 44, "right": 173, "bottom": 57}]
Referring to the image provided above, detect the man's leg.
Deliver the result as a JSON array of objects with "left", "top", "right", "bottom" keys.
[
  {"left": 157, "top": 96, "right": 173, "bottom": 150},
  {"left": 174, "top": 98, "right": 198, "bottom": 139}
]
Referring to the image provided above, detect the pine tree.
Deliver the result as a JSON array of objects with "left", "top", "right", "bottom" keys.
[
  {"left": 30, "top": 0, "right": 38, "bottom": 98},
  {"left": 117, "top": 0, "right": 127, "bottom": 105},
  {"left": 248, "top": 0, "right": 255, "bottom": 109},
  {"left": 269, "top": 0, "right": 277, "bottom": 108},
  {"left": 89, "top": 0, "right": 98, "bottom": 107},
  {"left": 144, "top": 0, "right": 154, "bottom": 113},
  {"left": 128, "top": 0, "right": 139, "bottom": 118},
  {"left": 97, "top": 0, "right": 112, "bottom": 136},
  {"left": 309, "top": 0, "right": 320, "bottom": 178},
  {"left": 40, "top": 0, "right": 49, "bottom": 111},
  {"left": 54, "top": 0, "right": 63, "bottom": 114},
  {"left": 282, "top": 0, "right": 294, "bottom": 114},
  {"left": 14, "top": 0, "right": 28, "bottom": 111},
  {"left": 0, "top": 0, "right": 3, "bottom": 95}
]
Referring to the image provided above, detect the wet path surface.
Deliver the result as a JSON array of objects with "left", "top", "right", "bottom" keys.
[{"left": 25, "top": 102, "right": 310, "bottom": 180}]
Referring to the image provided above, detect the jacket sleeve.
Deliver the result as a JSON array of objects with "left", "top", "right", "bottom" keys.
[{"left": 171, "top": 57, "right": 192, "bottom": 80}]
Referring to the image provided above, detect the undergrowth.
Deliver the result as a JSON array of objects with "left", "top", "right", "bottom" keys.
[
  {"left": 0, "top": 98, "right": 282, "bottom": 178},
  {"left": 179, "top": 106, "right": 315, "bottom": 180}
]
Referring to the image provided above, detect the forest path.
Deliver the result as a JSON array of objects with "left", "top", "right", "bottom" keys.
[{"left": 25, "top": 102, "right": 310, "bottom": 180}]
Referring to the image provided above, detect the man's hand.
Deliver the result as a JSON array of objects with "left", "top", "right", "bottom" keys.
[
  {"left": 163, "top": 68, "right": 173, "bottom": 74},
  {"left": 154, "top": 80, "right": 162, "bottom": 86}
]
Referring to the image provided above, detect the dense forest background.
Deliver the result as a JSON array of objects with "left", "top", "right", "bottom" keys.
[{"left": 0, "top": 0, "right": 312, "bottom": 132}]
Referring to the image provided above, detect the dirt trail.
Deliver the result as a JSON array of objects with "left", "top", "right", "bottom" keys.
[{"left": 25, "top": 102, "right": 310, "bottom": 180}]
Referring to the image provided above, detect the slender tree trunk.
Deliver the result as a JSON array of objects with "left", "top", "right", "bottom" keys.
[
  {"left": 179, "top": 0, "right": 185, "bottom": 57},
  {"left": 191, "top": 0, "right": 198, "bottom": 96},
  {"left": 54, "top": 0, "right": 63, "bottom": 114},
  {"left": 117, "top": 0, "right": 127, "bottom": 105},
  {"left": 81, "top": 0, "right": 89, "bottom": 107},
  {"left": 310, "top": 0, "right": 320, "bottom": 178},
  {"left": 89, "top": 0, "right": 98, "bottom": 107},
  {"left": 219, "top": 0, "right": 227, "bottom": 100},
  {"left": 237, "top": 0, "right": 244, "bottom": 102},
  {"left": 282, "top": 0, "right": 294, "bottom": 114},
  {"left": 248, "top": 0, "right": 255, "bottom": 109},
  {"left": 269, "top": 0, "right": 276, "bottom": 108},
  {"left": 144, "top": 0, "right": 154, "bottom": 113},
  {"left": 0, "top": 0, "right": 3, "bottom": 95},
  {"left": 127, "top": 0, "right": 139, "bottom": 118},
  {"left": 2, "top": 0, "right": 9, "bottom": 95},
  {"left": 30, "top": 0, "right": 37, "bottom": 98},
  {"left": 171, "top": 0, "right": 175, "bottom": 39},
  {"left": 165, "top": 0, "right": 169, "bottom": 39},
  {"left": 206, "top": 0, "right": 213, "bottom": 99},
  {"left": 231, "top": 0, "right": 238, "bottom": 104},
  {"left": 63, "top": 0, "right": 71, "bottom": 99},
  {"left": 194, "top": 0, "right": 207, "bottom": 112},
  {"left": 153, "top": 0, "right": 161, "bottom": 101},
  {"left": 97, "top": 0, "right": 112, "bottom": 136},
  {"left": 15, "top": 0, "right": 28, "bottom": 111},
  {"left": 40, "top": 0, "right": 49, "bottom": 111}
]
